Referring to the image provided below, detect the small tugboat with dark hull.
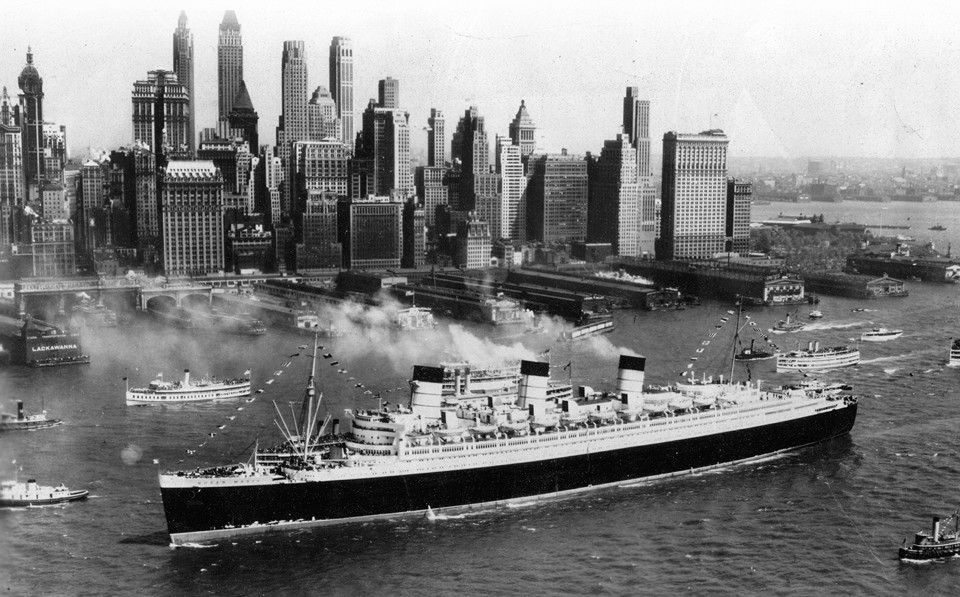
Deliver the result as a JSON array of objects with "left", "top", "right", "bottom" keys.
[
  {"left": 899, "top": 512, "right": 960, "bottom": 561},
  {"left": 734, "top": 339, "right": 777, "bottom": 362},
  {"left": 0, "top": 400, "right": 61, "bottom": 432}
]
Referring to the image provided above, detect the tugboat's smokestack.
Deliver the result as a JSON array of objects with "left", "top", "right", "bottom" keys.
[
  {"left": 933, "top": 516, "right": 941, "bottom": 539},
  {"left": 183, "top": 369, "right": 191, "bottom": 386},
  {"left": 17, "top": 400, "right": 23, "bottom": 420},
  {"left": 616, "top": 355, "right": 646, "bottom": 402},
  {"left": 410, "top": 365, "right": 445, "bottom": 421},
  {"left": 517, "top": 361, "right": 550, "bottom": 409}
]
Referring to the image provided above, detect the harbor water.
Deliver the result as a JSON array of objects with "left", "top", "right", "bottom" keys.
[{"left": 4, "top": 256, "right": 960, "bottom": 591}]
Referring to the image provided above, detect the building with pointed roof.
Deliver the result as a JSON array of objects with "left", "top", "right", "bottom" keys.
[
  {"left": 17, "top": 48, "right": 44, "bottom": 199},
  {"left": 227, "top": 80, "right": 258, "bottom": 150},
  {"left": 173, "top": 12, "right": 195, "bottom": 152},
  {"left": 218, "top": 11, "right": 243, "bottom": 125},
  {"left": 508, "top": 100, "right": 536, "bottom": 161}
]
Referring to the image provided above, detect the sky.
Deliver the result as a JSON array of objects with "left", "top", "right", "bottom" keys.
[{"left": 1, "top": 0, "right": 959, "bottom": 161}]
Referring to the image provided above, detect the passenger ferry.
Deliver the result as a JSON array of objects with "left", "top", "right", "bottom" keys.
[
  {"left": 158, "top": 342, "right": 858, "bottom": 546},
  {"left": 395, "top": 307, "right": 436, "bottom": 331},
  {"left": 860, "top": 328, "right": 903, "bottom": 342},
  {"left": 776, "top": 342, "right": 860, "bottom": 372},
  {"left": 126, "top": 369, "right": 251, "bottom": 405},
  {"left": 0, "top": 478, "right": 87, "bottom": 507},
  {"left": 559, "top": 318, "right": 614, "bottom": 341},
  {"left": 949, "top": 339, "right": 960, "bottom": 367}
]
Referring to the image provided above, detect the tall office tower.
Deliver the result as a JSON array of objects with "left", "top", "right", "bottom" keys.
[
  {"left": 0, "top": 89, "right": 23, "bottom": 246},
  {"left": 258, "top": 146, "right": 283, "bottom": 227},
  {"left": 526, "top": 150, "right": 588, "bottom": 243},
  {"left": 41, "top": 123, "right": 66, "bottom": 181},
  {"left": 415, "top": 166, "right": 448, "bottom": 228},
  {"left": 278, "top": 41, "right": 309, "bottom": 218},
  {"left": 358, "top": 100, "right": 412, "bottom": 197},
  {"left": 377, "top": 77, "right": 399, "bottom": 109},
  {"left": 329, "top": 37, "right": 354, "bottom": 151},
  {"left": 29, "top": 221, "right": 75, "bottom": 277},
  {"left": 40, "top": 182, "right": 67, "bottom": 220},
  {"left": 497, "top": 140, "right": 526, "bottom": 241},
  {"left": 401, "top": 197, "right": 425, "bottom": 268},
  {"left": 131, "top": 70, "right": 190, "bottom": 157},
  {"left": 587, "top": 135, "right": 639, "bottom": 256},
  {"left": 623, "top": 88, "right": 655, "bottom": 254},
  {"left": 508, "top": 100, "right": 536, "bottom": 161},
  {"left": 427, "top": 108, "right": 445, "bottom": 167},
  {"left": 198, "top": 137, "right": 254, "bottom": 223},
  {"left": 453, "top": 106, "right": 490, "bottom": 209},
  {"left": 293, "top": 140, "right": 349, "bottom": 199},
  {"left": 172, "top": 11, "right": 195, "bottom": 151},
  {"left": 17, "top": 48, "right": 44, "bottom": 201},
  {"left": 659, "top": 130, "right": 729, "bottom": 260},
  {"left": 725, "top": 179, "right": 752, "bottom": 253},
  {"left": 296, "top": 190, "right": 341, "bottom": 270},
  {"left": 336, "top": 195, "right": 403, "bottom": 269},
  {"left": 227, "top": 80, "right": 259, "bottom": 150},
  {"left": 308, "top": 87, "right": 342, "bottom": 142},
  {"left": 161, "top": 160, "right": 225, "bottom": 275},
  {"left": 218, "top": 11, "right": 243, "bottom": 124},
  {"left": 455, "top": 218, "right": 491, "bottom": 270}
]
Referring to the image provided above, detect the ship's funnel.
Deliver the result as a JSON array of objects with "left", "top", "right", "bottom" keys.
[
  {"left": 808, "top": 341, "right": 814, "bottom": 351},
  {"left": 616, "top": 355, "right": 646, "bottom": 402},
  {"left": 517, "top": 360, "right": 549, "bottom": 409},
  {"left": 933, "top": 516, "right": 941, "bottom": 539},
  {"left": 814, "top": 341, "right": 820, "bottom": 351},
  {"left": 17, "top": 401, "right": 23, "bottom": 420},
  {"left": 183, "top": 369, "right": 191, "bottom": 386},
  {"left": 410, "top": 365, "right": 445, "bottom": 421}
]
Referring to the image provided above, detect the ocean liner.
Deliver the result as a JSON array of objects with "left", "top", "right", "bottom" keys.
[{"left": 158, "top": 340, "right": 858, "bottom": 546}]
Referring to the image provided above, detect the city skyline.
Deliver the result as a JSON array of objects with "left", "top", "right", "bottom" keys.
[{"left": 1, "top": 1, "right": 956, "bottom": 160}]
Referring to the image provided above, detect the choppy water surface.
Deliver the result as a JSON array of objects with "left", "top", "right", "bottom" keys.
[{"left": 3, "top": 273, "right": 960, "bottom": 595}]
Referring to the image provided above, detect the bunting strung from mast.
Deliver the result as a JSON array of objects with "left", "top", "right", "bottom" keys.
[{"left": 679, "top": 309, "right": 736, "bottom": 377}]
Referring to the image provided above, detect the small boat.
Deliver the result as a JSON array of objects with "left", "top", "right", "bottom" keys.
[
  {"left": 808, "top": 310, "right": 823, "bottom": 319},
  {"left": 734, "top": 339, "right": 777, "bottom": 362},
  {"left": 929, "top": 225, "right": 947, "bottom": 231},
  {"left": 850, "top": 307, "right": 868, "bottom": 313},
  {"left": 949, "top": 339, "right": 960, "bottom": 367},
  {"left": 860, "top": 328, "right": 903, "bottom": 342},
  {"left": 0, "top": 401, "right": 62, "bottom": 432},
  {"left": 900, "top": 512, "right": 960, "bottom": 561},
  {"left": 772, "top": 312, "right": 805, "bottom": 334},
  {"left": 0, "top": 479, "right": 88, "bottom": 507}
]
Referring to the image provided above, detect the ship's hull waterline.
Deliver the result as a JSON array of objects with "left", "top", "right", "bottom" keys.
[{"left": 161, "top": 402, "right": 856, "bottom": 545}]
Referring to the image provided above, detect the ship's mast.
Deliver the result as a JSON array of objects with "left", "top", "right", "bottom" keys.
[{"left": 729, "top": 301, "right": 743, "bottom": 382}]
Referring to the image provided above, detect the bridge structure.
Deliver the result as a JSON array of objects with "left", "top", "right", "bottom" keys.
[{"left": 12, "top": 277, "right": 214, "bottom": 316}]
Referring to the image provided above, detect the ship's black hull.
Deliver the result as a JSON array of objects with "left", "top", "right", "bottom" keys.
[{"left": 161, "top": 403, "right": 857, "bottom": 542}]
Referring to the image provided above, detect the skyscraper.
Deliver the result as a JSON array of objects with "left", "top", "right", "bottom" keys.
[
  {"left": 358, "top": 100, "right": 412, "bottom": 197},
  {"left": 227, "top": 80, "right": 259, "bottom": 151},
  {"left": 427, "top": 108, "right": 445, "bottom": 167},
  {"left": 17, "top": 48, "right": 44, "bottom": 201},
  {"left": 296, "top": 190, "right": 341, "bottom": 270},
  {"left": 329, "top": 37, "right": 354, "bottom": 151},
  {"left": 526, "top": 151, "right": 588, "bottom": 243},
  {"left": 278, "top": 40, "right": 309, "bottom": 218},
  {"left": 308, "top": 87, "right": 342, "bottom": 142},
  {"left": 172, "top": 11, "right": 195, "bottom": 151},
  {"left": 378, "top": 77, "right": 399, "bottom": 109},
  {"left": 131, "top": 70, "right": 190, "bottom": 157},
  {"left": 587, "top": 135, "right": 639, "bottom": 256},
  {"left": 161, "top": 160, "right": 225, "bottom": 275},
  {"left": 508, "top": 100, "right": 536, "bottom": 161},
  {"left": 623, "top": 87, "right": 655, "bottom": 254},
  {"left": 659, "top": 130, "right": 729, "bottom": 260},
  {"left": 218, "top": 11, "right": 243, "bottom": 124},
  {"left": 0, "top": 88, "right": 23, "bottom": 245},
  {"left": 725, "top": 179, "right": 752, "bottom": 253},
  {"left": 497, "top": 140, "right": 526, "bottom": 241},
  {"left": 337, "top": 196, "right": 403, "bottom": 269},
  {"left": 454, "top": 106, "right": 490, "bottom": 209}
]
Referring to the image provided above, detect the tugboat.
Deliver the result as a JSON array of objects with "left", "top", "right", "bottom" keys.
[
  {"left": 930, "top": 224, "right": 947, "bottom": 231},
  {"left": 734, "top": 339, "right": 777, "bottom": 362},
  {"left": 0, "top": 400, "right": 62, "bottom": 432},
  {"left": 772, "top": 312, "right": 805, "bottom": 334},
  {"left": 808, "top": 310, "right": 824, "bottom": 319},
  {"left": 0, "top": 478, "right": 88, "bottom": 506},
  {"left": 899, "top": 512, "right": 960, "bottom": 561}
]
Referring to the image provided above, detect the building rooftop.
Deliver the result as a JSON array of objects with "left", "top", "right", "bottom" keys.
[{"left": 165, "top": 160, "right": 220, "bottom": 179}]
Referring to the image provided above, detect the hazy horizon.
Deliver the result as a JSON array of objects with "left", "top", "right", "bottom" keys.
[{"left": 2, "top": 0, "right": 959, "bottom": 162}]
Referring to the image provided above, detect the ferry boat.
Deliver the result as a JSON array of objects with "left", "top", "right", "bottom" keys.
[
  {"left": 899, "top": 512, "right": 960, "bottom": 561},
  {"left": 558, "top": 318, "right": 614, "bottom": 341},
  {"left": 772, "top": 312, "right": 805, "bottom": 334},
  {"left": 776, "top": 342, "right": 860, "bottom": 372},
  {"left": 126, "top": 370, "right": 251, "bottom": 405},
  {"left": 0, "top": 400, "right": 61, "bottom": 431},
  {"left": 395, "top": 307, "right": 436, "bottom": 331},
  {"left": 860, "top": 328, "right": 903, "bottom": 342},
  {"left": 0, "top": 479, "right": 88, "bottom": 507},
  {"left": 949, "top": 339, "right": 960, "bottom": 367},
  {"left": 158, "top": 343, "right": 858, "bottom": 546}
]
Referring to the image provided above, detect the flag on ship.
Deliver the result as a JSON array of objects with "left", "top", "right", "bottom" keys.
[{"left": 562, "top": 362, "right": 572, "bottom": 371}]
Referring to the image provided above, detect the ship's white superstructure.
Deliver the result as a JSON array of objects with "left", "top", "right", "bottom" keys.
[
  {"left": 776, "top": 342, "right": 860, "bottom": 372},
  {"left": 860, "top": 328, "right": 902, "bottom": 342}
]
